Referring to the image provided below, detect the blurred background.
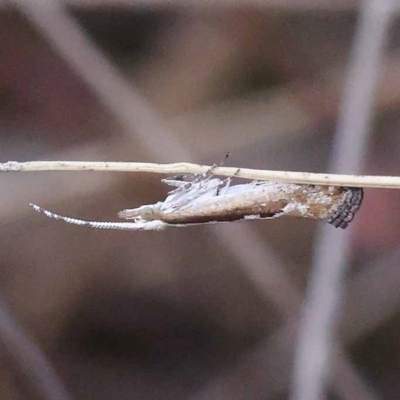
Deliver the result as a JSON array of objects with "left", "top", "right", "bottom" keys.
[{"left": 1, "top": 1, "right": 400, "bottom": 399}]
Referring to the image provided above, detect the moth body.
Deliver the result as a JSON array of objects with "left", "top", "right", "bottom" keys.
[{"left": 30, "top": 176, "right": 363, "bottom": 231}]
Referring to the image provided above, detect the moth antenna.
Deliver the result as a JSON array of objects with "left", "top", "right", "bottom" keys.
[
  {"left": 29, "top": 204, "right": 166, "bottom": 231},
  {"left": 221, "top": 151, "right": 230, "bottom": 165}
]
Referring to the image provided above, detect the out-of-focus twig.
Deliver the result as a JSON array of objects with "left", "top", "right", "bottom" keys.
[
  {"left": 0, "top": 0, "right": 365, "bottom": 12},
  {"left": 194, "top": 240, "right": 400, "bottom": 399},
  {"left": 4, "top": 2, "right": 385, "bottom": 400},
  {"left": 290, "top": 1, "right": 395, "bottom": 400},
  {"left": 0, "top": 295, "right": 72, "bottom": 400},
  {"left": 2, "top": 3, "right": 311, "bottom": 399},
  {"left": 11, "top": 0, "right": 187, "bottom": 161}
]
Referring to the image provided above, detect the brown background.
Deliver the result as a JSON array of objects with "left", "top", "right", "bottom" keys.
[{"left": 1, "top": 1, "right": 400, "bottom": 399}]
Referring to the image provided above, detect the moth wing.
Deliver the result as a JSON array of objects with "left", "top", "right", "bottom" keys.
[{"left": 161, "top": 177, "right": 226, "bottom": 212}]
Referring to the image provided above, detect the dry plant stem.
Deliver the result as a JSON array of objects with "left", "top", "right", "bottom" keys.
[{"left": 2, "top": 160, "right": 400, "bottom": 189}]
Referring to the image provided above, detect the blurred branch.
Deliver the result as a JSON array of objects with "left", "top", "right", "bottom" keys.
[
  {"left": 192, "top": 323, "right": 381, "bottom": 400},
  {"left": 0, "top": 295, "right": 72, "bottom": 400},
  {"left": 342, "top": 248, "right": 400, "bottom": 342},
  {"left": 195, "top": 241, "right": 400, "bottom": 400},
  {"left": 0, "top": 0, "right": 366, "bottom": 12},
  {"left": 290, "top": 0, "right": 395, "bottom": 399},
  {"left": 1, "top": 2, "right": 390, "bottom": 400},
  {"left": 4, "top": 160, "right": 400, "bottom": 188},
  {"left": 11, "top": 0, "right": 188, "bottom": 161},
  {"left": 63, "top": 0, "right": 362, "bottom": 10}
]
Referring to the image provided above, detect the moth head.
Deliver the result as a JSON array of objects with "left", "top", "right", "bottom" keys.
[{"left": 118, "top": 204, "right": 159, "bottom": 221}]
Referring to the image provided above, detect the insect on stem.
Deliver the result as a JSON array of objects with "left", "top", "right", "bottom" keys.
[{"left": 30, "top": 176, "right": 364, "bottom": 231}]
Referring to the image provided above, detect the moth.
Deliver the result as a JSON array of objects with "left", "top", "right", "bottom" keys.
[{"left": 30, "top": 175, "right": 364, "bottom": 231}]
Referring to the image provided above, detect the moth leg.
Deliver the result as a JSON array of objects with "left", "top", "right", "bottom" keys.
[
  {"left": 164, "top": 170, "right": 213, "bottom": 195},
  {"left": 164, "top": 178, "right": 223, "bottom": 211},
  {"left": 161, "top": 178, "right": 188, "bottom": 188},
  {"left": 216, "top": 177, "right": 232, "bottom": 196}
]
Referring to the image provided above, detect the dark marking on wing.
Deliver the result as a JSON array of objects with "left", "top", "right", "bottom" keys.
[{"left": 327, "top": 187, "right": 364, "bottom": 229}]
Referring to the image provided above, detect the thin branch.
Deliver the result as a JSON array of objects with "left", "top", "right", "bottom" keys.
[{"left": 2, "top": 160, "right": 400, "bottom": 189}]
